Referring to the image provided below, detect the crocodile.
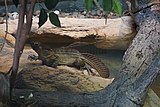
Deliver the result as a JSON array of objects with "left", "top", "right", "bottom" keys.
[{"left": 29, "top": 42, "right": 109, "bottom": 78}]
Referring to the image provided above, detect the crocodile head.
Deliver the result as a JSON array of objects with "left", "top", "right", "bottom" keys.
[
  {"left": 30, "top": 41, "right": 53, "bottom": 55},
  {"left": 30, "top": 41, "right": 57, "bottom": 58},
  {"left": 30, "top": 41, "right": 42, "bottom": 52}
]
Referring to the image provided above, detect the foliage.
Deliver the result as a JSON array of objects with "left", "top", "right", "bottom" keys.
[
  {"left": 44, "top": 0, "right": 59, "bottom": 10},
  {"left": 12, "top": 0, "right": 122, "bottom": 27},
  {"left": 85, "top": 0, "right": 93, "bottom": 12},
  {"left": 85, "top": 0, "right": 122, "bottom": 16},
  {"left": 103, "top": 0, "right": 113, "bottom": 15},
  {"left": 40, "top": 0, "right": 61, "bottom": 28},
  {"left": 12, "top": 0, "right": 61, "bottom": 28},
  {"left": 38, "top": 8, "right": 48, "bottom": 28},
  {"left": 113, "top": 0, "right": 122, "bottom": 16},
  {"left": 12, "top": 0, "right": 19, "bottom": 7},
  {"left": 49, "top": 11, "right": 61, "bottom": 27}
]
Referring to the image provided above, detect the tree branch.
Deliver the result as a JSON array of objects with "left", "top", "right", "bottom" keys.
[
  {"left": 10, "top": 0, "right": 35, "bottom": 96},
  {"left": 10, "top": 0, "right": 26, "bottom": 92}
]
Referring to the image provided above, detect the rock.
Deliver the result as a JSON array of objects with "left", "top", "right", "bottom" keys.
[
  {"left": 7, "top": 12, "right": 19, "bottom": 20},
  {"left": 0, "top": 33, "right": 15, "bottom": 47},
  {"left": 30, "top": 16, "right": 136, "bottom": 50},
  {"left": 54, "top": 10, "right": 60, "bottom": 15},
  {"left": 33, "top": 10, "right": 40, "bottom": 16},
  {"left": 0, "top": 44, "right": 37, "bottom": 73},
  {"left": 144, "top": 89, "right": 160, "bottom": 107},
  {"left": 0, "top": 44, "right": 13, "bottom": 72},
  {"left": 0, "top": 17, "right": 17, "bottom": 47},
  {"left": 151, "top": 74, "right": 160, "bottom": 97},
  {"left": 0, "top": 16, "right": 136, "bottom": 50},
  {"left": 15, "top": 65, "right": 113, "bottom": 92},
  {"left": 0, "top": 17, "right": 4, "bottom": 24},
  {"left": 55, "top": 0, "right": 85, "bottom": 12}
]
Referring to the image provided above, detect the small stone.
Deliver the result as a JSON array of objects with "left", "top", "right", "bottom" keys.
[
  {"left": 28, "top": 93, "right": 33, "bottom": 99},
  {"left": 97, "top": 10, "right": 102, "bottom": 16},
  {"left": 19, "top": 96, "right": 24, "bottom": 99},
  {"left": 64, "top": 13, "right": 70, "bottom": 16},
  {"left": 72, "top": 12, "right": 79, "bottom": 16},
  {"left": 33, "top": 10, "right": 40, "bottom": 16},
  {"left": 81, "top": 11, "right": 87, "bottom": 15},
  {"left": 83, "top": 70, "right": 89, "bottom": 75},
  {"left": 90, "top": 10, "right": 97, "bottom": 16},
  {"left": 0, "top": 17, "right": 4, "bottom": 24},
  {"left": 8, "top": 12, "right": 19, "bottom": 20},
  {"left": 54, "top": 10, "right": 60, "bottom": 15},
  {"left": 79, "top": 15, "right": 85, "bottom": 19}
]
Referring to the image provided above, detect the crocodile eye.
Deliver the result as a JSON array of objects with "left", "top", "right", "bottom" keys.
[
  {"left": 33, "top": 42, "right": 41, "bottom": 47},
  {"left": 34, "top": 42, "right": 39, "bottom": 45},
  {"left": 30, "top": 41, "right": 41, "bottom": 50}
]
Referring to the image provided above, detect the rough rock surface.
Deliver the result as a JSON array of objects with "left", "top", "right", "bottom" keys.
[
  {"left": 144, "top": 89, "right": 160, "bottom": 107},
  {"left": 15, "top": 65, "right": 113, "bottom": 92},
  {"left": 0, "top": 44, "right": 38, "bottom": 73},
  {"left": 0, "top": 16, "right": 136, "bottom": 50}
]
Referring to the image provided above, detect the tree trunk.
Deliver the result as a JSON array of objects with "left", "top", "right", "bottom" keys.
[{"left": 12, "top": 1, "right": 160, "bottom": 107}]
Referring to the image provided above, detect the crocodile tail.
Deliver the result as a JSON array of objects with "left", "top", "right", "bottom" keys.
[{"left": 81, "top": 53, "right": 109, "bottom": 78}]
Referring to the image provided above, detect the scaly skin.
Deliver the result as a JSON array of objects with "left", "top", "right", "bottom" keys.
[{"left": 29, "top": 42, "right": 109, "bottom": 78}]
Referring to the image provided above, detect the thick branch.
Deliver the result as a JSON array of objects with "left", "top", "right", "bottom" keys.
[
  {"left": 26, "top": 0, "right": 35, "bottom": 34},
  {"left": 10, "top": 0, "right": 26, "bottom": 91},
  {"left": 10, "top": 0, "right": 36, "bottom": 92}
]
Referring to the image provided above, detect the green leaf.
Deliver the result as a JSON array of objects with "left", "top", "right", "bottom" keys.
[
  {"left": 45, "top": 0, "right": 59, "bottom": 10},
  {"left": 49, "top": 12, "right": 61, "bottom": 27},
  {"left": 103, "top": 0, "right": 113, "bottom": 15},
  {"left": 38, "top": 8, "right": 48, "bottom": 28},
  {"left": 113, "top": 0, "right": 122, "bottom": 16},
  {"left": 85, "top": 0, "right": 93, "bottom": 12},
  {"left": 93, "top": 0, "right": 99, "bottom": 7},
  {"left": 13, "top": 0, "right": 19, "bottom": 7}
]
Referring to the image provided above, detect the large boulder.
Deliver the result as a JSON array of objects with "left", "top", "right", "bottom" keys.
[
  {"left": 30, "top": 16, "right": 136, "bottom": 50},
  {"left": 0, "top": 44, "right": 37, "bottom": 73},
  {"left": 0, "top": 16, "right": 136, "bottom": 50},
  {"left": 15, "top": 65, "right": 113, "bottom": 92}
]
